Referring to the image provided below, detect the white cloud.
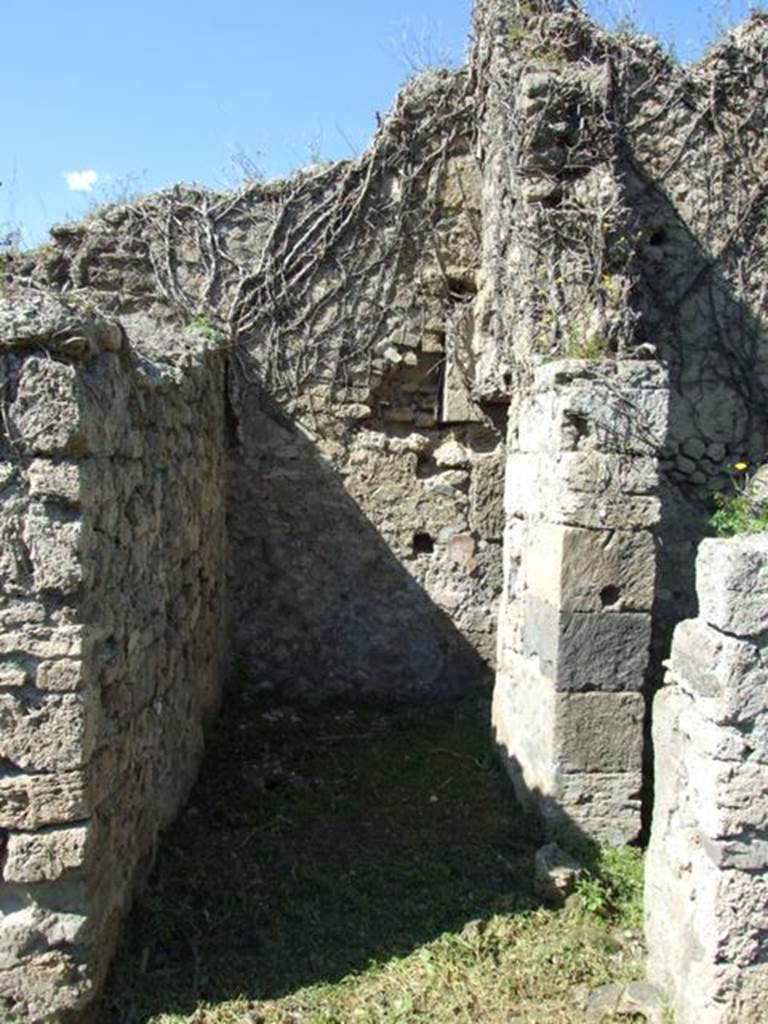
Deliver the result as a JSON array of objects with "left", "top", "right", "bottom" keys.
[{"left": 64, "top": 169, "right": 98, "bottom": 192}]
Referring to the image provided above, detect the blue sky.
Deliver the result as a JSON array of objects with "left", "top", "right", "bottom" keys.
[{"left": 1, "top": 0, "right": 758, "bottom": 248}]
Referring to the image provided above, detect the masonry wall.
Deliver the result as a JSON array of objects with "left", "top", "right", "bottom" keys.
[
  {"left": 645, "top": 535, "right": 768, "bottom": 1023},
  {"left": 224, "top": 126, "right": 505, "bottom": 696},
  {"left": 12, "top": 70, "right": 507, "bottom": 700},
  {"left": 471, "top": 0, "right": 768, "bottom": 693},
  {"left": 0, "top": 289, "right": 226, "bottom": 1022}
]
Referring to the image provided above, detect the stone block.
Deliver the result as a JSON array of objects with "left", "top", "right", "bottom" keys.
[
  {"left": 35, "top": 659, "right": 85, "bottom": 693},
  {"left": 701, "top": 832, "right": 768, "bottom": 871},
  {"left": 0, "top": 663, "right": 29, "bottom": 688},
  {"left": 441, "top": 307, "right": 484, "bottom": 424},
  {"left": 492, "top": 658, "right": 557, "bottom": 802},
  {"left": 525, "top": 522, "right": 655, "bottom": 612},
  {"left": 688, "top": 854, "right": 768, "bottom": 970},
  {"left": 469, "top": 451, "right": 504, "bottom": 539},
  {"left": 676, "top": 701, "right": 749, "bottom": 763},
  {"left": 0, "top": 950, "right": 93, "bottom": 1023},
  {"left": 556, "top": 691, "right": 645, "bottom": 773},
  {"left": 697, "top": 536, "right": 768, "bottom": 637},
  {"left": 685, "top": 756, "right": 768, "bottom": 840},
  {"left": 22, "top": 509, "right": 83, "bottom": 594},
  {"left": 0, "top": 624, "right": 89, "bottom": 660},
  {"left": 547, "top": 771, "right": 643, "bottom": 845},
  {"left": 522, "top": 362, "right": 668, "bottom": 455},
  {"left": 504, "top": 451, "right": 659, "bottom": 529},
  {"left": 534, "top": 842, "right": 583, "bottom": 904},
  {"left": 523, "top": 596, "right": 651, "bottom": 692},
  {"left": 0, "top": 691, "right": 97, "bottom": 772},
  {"left": 26, "top": 460, "right": 81, "bottom": 506},
  {"left": 533, "top": 358, "right": 668, "bottom": 394},
  {"left": 493, "top": 662, "right": 643, "bottom": 842},
  {"left": 668, "top": 618, "right": 768, "bottom": 730},
  {"left": 7, "top": 358, "right": 84, "bottom": 456},
  {"left": 647, "top": 683, "right": 688, "bottom": 825},
  {"left": 435, "top": 153, "right": 481, "bottom": 211},
  {"left": 558, "top": 450, "right": 658, "bottom": 499},
  {"left": 0, "top": 771, "right": 90, "bottom": 829},
  {"left": 4, "top": 824, "right": 91, "bottom": 883}
]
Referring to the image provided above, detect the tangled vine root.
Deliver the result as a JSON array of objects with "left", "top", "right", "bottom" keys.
[{"left": 22, "top": 70, "right": 480, "bottom": 411}]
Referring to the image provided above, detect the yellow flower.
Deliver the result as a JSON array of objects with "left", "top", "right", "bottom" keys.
[{"left": 734, "top": 462, "right": 748, "bottom": 471}]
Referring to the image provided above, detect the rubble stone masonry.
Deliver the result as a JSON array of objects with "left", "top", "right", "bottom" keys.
[{"left": 0, "top": 289, "right": 226, "bottom": 1021}]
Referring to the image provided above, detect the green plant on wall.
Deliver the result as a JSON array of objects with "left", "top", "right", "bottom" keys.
[
  {"left": 564, "top": 328, "right": 611, "bottom": 359},
  {"left": 188, "top": 315, "right": 224, "bottom": 345}
]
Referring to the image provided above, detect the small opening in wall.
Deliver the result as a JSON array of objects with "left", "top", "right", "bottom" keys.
[
  {"left": 649, "top": 228, "right": 667, "bottom": 247},
  {"left": 600, "top": 585, "right": 621, "bottom": 608},
  {"left": 539, "top": 190, "right": 563, "bottom": 209},
  {"left": 446, "top": 276, "right": 477, "bottom": 301},
  {"left": 412, "top": 532, "right": 435, "bottom": 555}
]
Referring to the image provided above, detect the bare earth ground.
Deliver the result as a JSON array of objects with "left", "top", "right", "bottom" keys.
[{"left": 100, "top": 691, "right": 644, "bottom": 1024}]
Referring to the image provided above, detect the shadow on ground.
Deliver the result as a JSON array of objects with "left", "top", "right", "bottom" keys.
[{"left": 101, "top": 694, "right": 542, "bottom": 1023}]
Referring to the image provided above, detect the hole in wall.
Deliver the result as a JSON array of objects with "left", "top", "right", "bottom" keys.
[
  {"left": 538, "top": 190, "right": 563, "bottom": 209},
  {"left": 600, "top": 585, "right": 621, "bottom": 608},
  {"left": 648, "top": 228, "right": 667, "bottom": 247},
  {"left": 0, "top": 758, "right": 24, "bottom": 777},
  {"left": 446, "top": 276, "right": 477, "bottom": 302},
  {"left": 412, "top": 532, "right": 435, "bottom": 555}
]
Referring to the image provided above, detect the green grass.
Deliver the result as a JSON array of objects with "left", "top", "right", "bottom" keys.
[{"left": 101, "top": 694, "right": 645, "bottom": 1024}]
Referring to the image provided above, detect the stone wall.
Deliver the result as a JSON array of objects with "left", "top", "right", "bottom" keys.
[
  {"left": 0, "top": 288, "right": 226, "bottom": 1021},
  {"left": 11, "top": 70, "right": 506, "bottom": 700},
  {"left": 493, "top": 359, "right": 666, "bottom": 843},
  {"left": 645, "top": 535, "right": 768, "bottom": 1023},
  {"left": 227, "top": 393, "right": 504, "bottom": 699},
  {"left": 470, "top": 0, "right": 768, "bottom": 689}
]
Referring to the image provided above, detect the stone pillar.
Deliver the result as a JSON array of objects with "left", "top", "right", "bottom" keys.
[
  {"left": 646, "top": 535, "right": 768, "bottom": 1023},
  {"left": 493, "top": 359, "right": 667, "bottom": 843}
]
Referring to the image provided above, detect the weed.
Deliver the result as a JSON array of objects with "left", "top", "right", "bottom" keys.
[
  {"left": 571, "top": 844, "right": 644, "bottom": 928},
  {"left": 564, "top": 331, "right": 610, "bottom": 359},
  {"left": 710, "top": 491, "right": 768, "bottom": 536},
  {"left": 189, "top": 316, "right": 224, "bottom": 344},
  {"left": 710, "top": 461, "right": 768, "bottom": 536}
]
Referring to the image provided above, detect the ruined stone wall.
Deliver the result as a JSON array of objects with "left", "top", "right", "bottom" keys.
[
  {"left": 470, "top": 0, "right": 768, "bottom": 676},
  {"left": 2, "top": 4, "right": 768, "bottom": 1019},
  {"left": 0, "top": 288, "right": 226, "bottom": 1021},
  {"left": 11, "top": 70, "right": 506, "bottom": 699},
  {"left": 645, "top": 536, "right": 768, "bottom": 1023},
  {"left": 493, "top": 359, "right": 666, "bottom": 843},
  {"left": 468, "top": 0, "right": 768, "bottom": 851}
]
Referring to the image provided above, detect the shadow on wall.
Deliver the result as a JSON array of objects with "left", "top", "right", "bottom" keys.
[
  {"left": 225, "top": 373, "right": 494, "bottom": 701},
  {"left": 627, "top": 162, "right": 768, "bottom": 835}
]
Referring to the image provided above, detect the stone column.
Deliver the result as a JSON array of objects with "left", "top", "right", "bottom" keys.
[
  {"left": 493, "top": 359, "right": 667, "bottom": 843},
  {"left": 646, "top": 535, "right": 768, "bottom": 1023}
]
